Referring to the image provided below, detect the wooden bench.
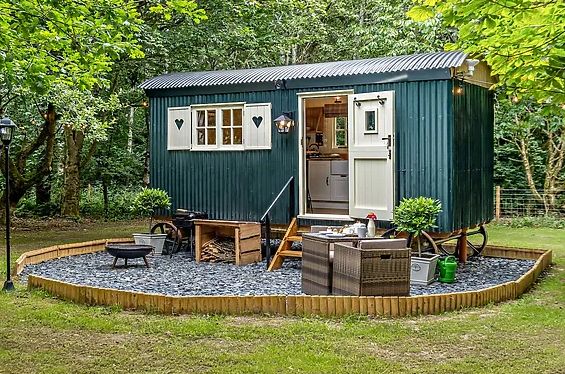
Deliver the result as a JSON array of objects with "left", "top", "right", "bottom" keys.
[{"left": 193, "top": 219, "right": 262, "bottom": 266}]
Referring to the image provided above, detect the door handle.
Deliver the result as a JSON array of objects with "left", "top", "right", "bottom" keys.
[
  {"left": 326, "top": 176, "right": 329, "bottom": 186},
  {"left": 382, "top": 135, "right": 391, "bottom": 148}
]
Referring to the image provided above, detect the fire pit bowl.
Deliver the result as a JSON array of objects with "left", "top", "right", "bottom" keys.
[{"left": 105, "top": 244, "right": 153, "bottom": 268}]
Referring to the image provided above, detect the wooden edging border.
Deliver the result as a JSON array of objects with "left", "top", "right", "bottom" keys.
[{"left": 21, "top": 241, "right": 553, "bottom": 317}]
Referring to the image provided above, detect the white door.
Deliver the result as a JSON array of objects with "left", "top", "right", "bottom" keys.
[{"left": 348, "top": 91, "right": 395, "bottom": 219}]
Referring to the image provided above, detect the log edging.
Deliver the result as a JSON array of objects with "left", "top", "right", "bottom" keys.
[{"left": 22, "top": 241, "right": 553, "bottom": 317}]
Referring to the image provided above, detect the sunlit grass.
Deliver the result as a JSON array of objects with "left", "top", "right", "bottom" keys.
[{"left": 0, "top": 222, "right": 563, "bottom": 373}]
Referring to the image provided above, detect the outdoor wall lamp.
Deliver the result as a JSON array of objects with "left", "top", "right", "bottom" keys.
[
  {"left": 452, "top": 81, "right": 464, "bottom": 96},
  {"left": 0, "top": 116, "right": 16, "bottom": 292},
  {"left": 274, "top": 112, "right": 294, "bottom": 134}
]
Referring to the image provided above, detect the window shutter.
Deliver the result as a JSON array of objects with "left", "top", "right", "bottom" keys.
[
  {"left": 167, "top": 106, "right": 191, "bottom": 150},
  {"left": 243, "top": 103, "right": 271, "bottom": 150}
]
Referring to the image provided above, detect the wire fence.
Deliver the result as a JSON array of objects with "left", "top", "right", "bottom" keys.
[{"left": 495, "top": 187, "right": 565, "bottom": 218}]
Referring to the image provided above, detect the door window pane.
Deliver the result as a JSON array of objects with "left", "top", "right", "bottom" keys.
[{"left": 365, "top": 110, "right": 376, "bottom": 132}]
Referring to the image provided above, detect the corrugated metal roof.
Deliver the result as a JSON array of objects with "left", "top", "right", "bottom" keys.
[{"left": 140, "top": 51, "right": 467, "bottom": 90}]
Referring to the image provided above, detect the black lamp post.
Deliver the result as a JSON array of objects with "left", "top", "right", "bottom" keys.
[{"left": 1, "top": 116, "right": 16, "bottom": 292}]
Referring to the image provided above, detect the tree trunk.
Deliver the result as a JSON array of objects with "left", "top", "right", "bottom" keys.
[
  {"left": 143, "top": 108, "right": 150, "bottom": 187},
  {"left": 103, "top": 177, "right": 109, "bottom": 221},
  {"left": 61, "top": 127, "right": 84, "bottom": 218},
  {"left": 0, "top": 103, "right": 57, "bottom": 219}
]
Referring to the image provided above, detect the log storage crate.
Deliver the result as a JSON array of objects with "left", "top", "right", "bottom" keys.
[
  {"left": 332, "top": 243, "right": 410, "bottom": 296},
  {"left": 194, "top": 220, "right": 261, "bottom": 266}
]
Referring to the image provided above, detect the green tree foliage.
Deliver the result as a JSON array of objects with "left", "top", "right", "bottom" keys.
[
  {"left": 0, "top": 0, "right": 205, "bottom": 218},
  {"left": 163, "top": 0, "right": 451, "bottom": 72},
  {"left": 495, "top": 97, "right": 565, "bottom": 212},
  {"left": 408, "top": 0, "right": 565, "bottom": 110}
]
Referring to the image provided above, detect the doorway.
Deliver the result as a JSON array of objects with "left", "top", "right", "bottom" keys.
[
  {"left": 298, "top": 89, "right": 396, "bottom": 220},
  {"left": 299, "top": 91, "right": 352, "bottom": 217}
]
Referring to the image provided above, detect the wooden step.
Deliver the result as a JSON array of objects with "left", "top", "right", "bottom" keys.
[
  {"left": 279, "top": 250, "right": 302, "bottom": 258},
  {"left": 287, "top": 235, "right": 303, "bottom": 242}
]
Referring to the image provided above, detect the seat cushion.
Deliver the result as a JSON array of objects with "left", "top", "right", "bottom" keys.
[{"left": 358, "top": 238, "right": 407, "bottom": 249}]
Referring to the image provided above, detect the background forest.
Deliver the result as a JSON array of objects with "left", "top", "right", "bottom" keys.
[{"left": 0, "top": 0, "right": 563, "bottom": 221}]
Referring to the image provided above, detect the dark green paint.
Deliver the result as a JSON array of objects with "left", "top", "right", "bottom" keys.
[{"left": 148, "top": 80, "right": 493, "bottom": 232}]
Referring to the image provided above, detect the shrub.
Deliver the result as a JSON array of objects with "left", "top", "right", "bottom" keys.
[
  {"left": 131, "top": 188, "right": 171, "bottom": 231},
  {"left": 393, "top": 197, "right": 442, "bottom": 256},
  {"left": 493, "top": 215, "right": 565, "bottom": 229}
]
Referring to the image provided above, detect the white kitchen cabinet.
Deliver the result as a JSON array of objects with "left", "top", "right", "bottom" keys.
[
  {"left": 308, "top": 160, "right": 348, "bottom": 202},
  {"left": 308, "top": 160, "right": 331, "bottom": 200},
  {"left": 330, "top": 175, "right": 348, "bottom": 201}
]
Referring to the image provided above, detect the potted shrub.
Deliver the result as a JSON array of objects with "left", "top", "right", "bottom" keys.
[
  {"left": 132, "top": 188, "right": 171, "bottom": 254},
  {"left": 393, "top": 197, "right": 442, "bottom": 285}
]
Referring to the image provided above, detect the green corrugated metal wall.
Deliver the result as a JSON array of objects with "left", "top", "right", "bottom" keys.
[
  {"left": 149, "top": 79, "right": 492, "bottom": 231},
  {"left": 452, "top": 82, "right": 495, "bottom": 229}
]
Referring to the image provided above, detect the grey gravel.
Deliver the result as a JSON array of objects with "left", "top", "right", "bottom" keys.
[{"left": 19, "top": 251, "right": 535, "bottom": 296}]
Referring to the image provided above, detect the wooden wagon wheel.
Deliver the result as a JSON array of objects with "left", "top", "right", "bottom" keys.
[
  {"left": 465, "top": 225, "right": 488, "bottom": 257},
  {"left": 381, "top": 228, "right": 439, "bottom": 254},
  {"left": 433, "top": 225, "right": 488, "bottom": 258},
  {"left": 151, "top": 222, "right": 182, "bottom": 256}
]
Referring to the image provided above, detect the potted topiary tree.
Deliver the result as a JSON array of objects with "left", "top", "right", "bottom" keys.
[
  {"left": 132, "top": 188, "right": 171, "bottom": 254},
  {"left": 393, "top": 197, "right": 442, "bottom": 285}
]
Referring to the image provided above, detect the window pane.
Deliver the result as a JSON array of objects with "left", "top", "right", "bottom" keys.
[
  {"left": 197, "top": 111, "right": 205, "bottom": 127},
  {"left": 365, "top": 110, "right": 376, "bottom": 132},
  {"left": 197, "top": 129, "right": 205, "bottom": 145},
  {"left": 207, "top": 110, "right": 216, "bottom": 127},
  {"left": 222, "top": 109, "right": 231, "bottom": 127},
  {"left": 222, "top": 128, "right": 231, "bottom": 145},
  {"left": 336, "top": 116, "right": 346, "bottom": 130},
  {"left": 207, "top": 129, "right": 216, "bottom": 144},
  {"left": 233, "top": 109, "right": 242, "bottom": 127},
  {"left": 233, "top": 128, "right": 242, "bottom": 144},
  {"left": 336, "top": 130, "right": 346, "bottom": 147}
]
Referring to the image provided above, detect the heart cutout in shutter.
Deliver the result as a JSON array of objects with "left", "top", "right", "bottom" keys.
[
  {"left": 252, "top": 116, "right": 263, "bottom": 128},
  {"left": 175, "top": 118, "right": 184, "bottom": 130}
]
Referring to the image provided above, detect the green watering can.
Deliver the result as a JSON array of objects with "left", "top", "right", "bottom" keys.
[{"left": 438, "top": 256, "right": 458, "bottom": 283}]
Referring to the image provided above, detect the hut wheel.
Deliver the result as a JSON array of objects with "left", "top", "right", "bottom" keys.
[
  {"left": 381, "top": 228, "right": 439, "bottom": 254},
  {"left": 466, "top": 225, "right": 488, "bottom": 257},
  {"left": 151, "top": 222, "right": 182, "bottom": 256}
]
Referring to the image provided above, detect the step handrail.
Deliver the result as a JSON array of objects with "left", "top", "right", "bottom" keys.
[
  {"left": 260, "top": 176, "right": 295, "bottom": 222},
  {"left": 260, "top": 176, "right": 295, "bottom": 268}
]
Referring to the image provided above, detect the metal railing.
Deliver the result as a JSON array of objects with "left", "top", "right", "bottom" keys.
[{"left": 260, "top": 176, "right": 295, "bottom": 267}]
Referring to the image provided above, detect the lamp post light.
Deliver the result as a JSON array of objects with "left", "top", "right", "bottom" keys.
[{"left": 0, "top": 116, "right": 16, "bottom": 292}]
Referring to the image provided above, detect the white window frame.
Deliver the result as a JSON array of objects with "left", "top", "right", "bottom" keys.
[
  {"left": 191, "top": 103, "right": 245, "bottom": 151},
  {"left": 333, "top": 116, "right": 348, "bottom": 148},
  {"left": 363, "top": 108, "right": 380, "bottom": 135}
]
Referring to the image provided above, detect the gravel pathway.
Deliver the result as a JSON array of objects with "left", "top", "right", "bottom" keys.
[{"left": 19, "top": 252, "right": 535, "bottom": 296}]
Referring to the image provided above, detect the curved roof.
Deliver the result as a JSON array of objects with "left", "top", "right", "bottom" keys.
[{"left": 140, "top": 51, "right": 467, "bottom": 91}]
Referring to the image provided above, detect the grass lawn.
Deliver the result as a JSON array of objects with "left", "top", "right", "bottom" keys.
[{"left": 0, "top": 221, "right": 563, "bottom": 373}]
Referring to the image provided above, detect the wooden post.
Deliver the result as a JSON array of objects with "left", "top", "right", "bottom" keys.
[
  {"left": 195, "top": 224, "right": 202, "bottom": 263},
  {"left": 495, "top": 186, "right": 501, "bottom": 220},
  {"left": 457, "top": 227, "right": 468, "bottom": 263}
]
